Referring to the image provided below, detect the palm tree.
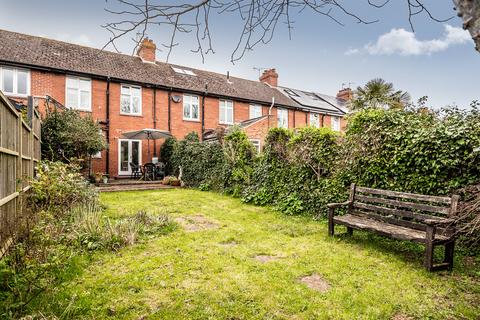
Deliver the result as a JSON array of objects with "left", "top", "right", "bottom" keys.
[{"left": 352, "top": 78, "right": 411, "bottom": 110}]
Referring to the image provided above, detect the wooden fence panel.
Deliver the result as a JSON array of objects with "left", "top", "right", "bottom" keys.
[{"left": 0, "top": 91, "right": 40, "bottom": 257}]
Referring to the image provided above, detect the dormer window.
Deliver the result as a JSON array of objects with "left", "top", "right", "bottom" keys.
[{"left": 172, "top": 67, "right": 196, "bottom": 76}]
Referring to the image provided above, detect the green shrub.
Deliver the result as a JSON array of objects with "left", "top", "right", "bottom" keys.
[
  {"left": 171, "top": 132, "right": 226, "bottom": 189},
  {"left": 336, "top": 106, "right": 480, "bottom": 195},
  {"left": 29, "top": 161, "right": 98, "bottom": 216},
  {"left": 41, "top": 109, "right": 106, "bottom": 162},
  {"left": 160, "top": 137, "right": 177, "bottom": 175}
]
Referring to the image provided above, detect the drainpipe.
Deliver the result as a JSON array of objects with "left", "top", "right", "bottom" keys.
[
  {"left": 201, "top": 84, "right": 207, "bottom": 140},
  {"left": 168, "top": 90, "right": 172, "bottom": 132},
  {"left": 305, "top": 111, "right": 308, "bottom": 125},
  {"left": 268, "top": 96, "right": 275, "bottom": 128},
  {"left": 321, "top": 114, "right": 325, "bottom": 127},
  {"left": 293, "top": 109, "right": 296, "bottom": 128},
  {"left": 105, "top": 77, "right": 110, "bottom": 176},
  {"left": 153, "top": 88, "right": 157, "bottom": 156}
]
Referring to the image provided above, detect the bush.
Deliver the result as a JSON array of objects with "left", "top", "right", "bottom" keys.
[
  {"left": 29, "top": 161, "right": 98, "bottom": 216},
  {"left": 171, "top": 132, "right": 226, "bottom": 189},
  {"left": 336, "top": 106, "right": 480, "bottom": 195},
  {"left": 41, "top": 109, "right": 106, "bottom": 163},
  {"left": 160, "top": 137, "right": 177, "bottom": 175}
]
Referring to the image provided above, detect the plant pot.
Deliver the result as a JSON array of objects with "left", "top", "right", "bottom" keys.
[{"left": 103, "top": 176, "right": 108, "bottom": 184}]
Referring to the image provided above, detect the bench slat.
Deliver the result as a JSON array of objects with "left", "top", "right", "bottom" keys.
[
  {"left": 356, "top": 186, "right": 451, "bottom": 204},
  {"left": 353, "top": 202, "right": 450, "bottom": 223},
  {"left": 351, "top": 209, "right": 427, "bottom": 231},
  {"left": 333, "top": 214, "right": 451, "bottom": 244},
  {"left": 355, "top": 195, "right": 450, "bottom": 215}
]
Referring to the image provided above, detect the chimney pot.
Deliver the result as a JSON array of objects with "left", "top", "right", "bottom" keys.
[
  {"left": 259, "top": 68, "right": 278, "bottom": 87},
  {"left": 336, "top": 88, "right": 353, "bottom": 101},
  {"left": 137, "top": 37, "right": 156, "bottom": 63}
]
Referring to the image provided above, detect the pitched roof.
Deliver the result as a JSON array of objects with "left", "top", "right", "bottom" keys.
[
  {"left": 277, "top": 86, "right": 346, "bottom": 115},
  {"left": 0, "top": 29, "right": 296, "bottom": 107}
]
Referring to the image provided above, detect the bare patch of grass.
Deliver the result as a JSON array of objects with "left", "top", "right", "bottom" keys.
[{"left": 299, "top": 273, "right": 331, "bottom": 293}]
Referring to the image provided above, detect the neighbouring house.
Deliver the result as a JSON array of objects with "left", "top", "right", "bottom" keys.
[{"left": 0, "top": 29, "right": 350, "bottom": 179}]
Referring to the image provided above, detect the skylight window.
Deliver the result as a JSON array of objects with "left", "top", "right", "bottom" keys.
[{"left": 172, "top": 67, "right": 196, "bottom": 76}]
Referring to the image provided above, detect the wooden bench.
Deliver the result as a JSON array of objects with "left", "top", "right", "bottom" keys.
[{"left": 327, "top": 184, "right": 460, "bottom": 271}]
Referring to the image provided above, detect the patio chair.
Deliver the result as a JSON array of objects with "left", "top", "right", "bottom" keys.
[
  {"left": 143, "top": 163, "right": 156, "bottom": 181},
  {"left": 155, "top": 162, "right": 166, "bottom": 180},
  {"left": 130, "top": 162, "right": 141, "bottom": 179}
]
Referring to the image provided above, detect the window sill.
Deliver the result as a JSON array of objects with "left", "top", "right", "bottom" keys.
[
  {"left": 183, "top": 118, "right": 201, "bottom": 123},
  {"left": 120, "top": 113, "right": 143, "bottom": 117},
  {"left": 4, "top": 93, "right": 29, "bottom": 99},
  {"left": 219, "top": 122, "right": 234, "bottom": 126}
]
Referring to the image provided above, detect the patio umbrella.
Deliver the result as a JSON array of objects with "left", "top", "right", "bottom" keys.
[{"left": 122, "top": 129, "right": 172, "bottom": 161}]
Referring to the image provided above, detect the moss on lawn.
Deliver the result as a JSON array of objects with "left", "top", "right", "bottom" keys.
[{"left": 26, "top": 189, "right": 480, "bottom": 319}]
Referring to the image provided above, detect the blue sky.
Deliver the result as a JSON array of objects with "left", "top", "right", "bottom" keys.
[{"left": 0, "top": 0, "right": 478, "bottom": 108}]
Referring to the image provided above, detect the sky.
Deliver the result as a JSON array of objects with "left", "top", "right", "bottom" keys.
[{"left": 0, "top": 0, "right": 478, "bottom": 108}]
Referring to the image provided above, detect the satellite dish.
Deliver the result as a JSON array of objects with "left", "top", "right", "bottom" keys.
[{"left": 171, "top": 95, "right": 182, "bottom": 103}]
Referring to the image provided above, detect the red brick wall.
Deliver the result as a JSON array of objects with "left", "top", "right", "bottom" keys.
[{"left": 28, "top": 69, "right": 346, "bottom": 178}]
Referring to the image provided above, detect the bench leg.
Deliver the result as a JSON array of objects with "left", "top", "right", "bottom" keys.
[
  {"left": 346, "top": 227, "right": 353, "bottom": 236},
  {"left": 444, "top": 241, "right": 455, "bottom": 271},
  {"left": 424, "top": 226, "right": 435, "bottom": 271},
  {"left": 328, "top": 208, "right": 334, "bottom": 237}
]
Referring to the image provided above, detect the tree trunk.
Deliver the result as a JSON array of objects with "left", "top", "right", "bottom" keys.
[{"left": 455, "top": 0, "right": 480, "bottom": 52}]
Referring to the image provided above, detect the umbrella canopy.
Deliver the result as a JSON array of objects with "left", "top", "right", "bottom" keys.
[{"left": 122, "top": 129, "right": 172, "bottom": 140}]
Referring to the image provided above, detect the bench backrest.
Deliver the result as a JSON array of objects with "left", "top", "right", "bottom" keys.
[{"left": 348, "top": 184, "right": 459, "bottom": 231}]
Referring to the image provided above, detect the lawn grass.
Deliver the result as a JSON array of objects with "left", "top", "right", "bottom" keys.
[{"left": 29, "top": 189, "right": 480, "bottom": 319}]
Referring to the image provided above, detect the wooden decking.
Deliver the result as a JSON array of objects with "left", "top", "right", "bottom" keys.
[{"left": 97, "top": 180, "right": 175, "bottom": 192}]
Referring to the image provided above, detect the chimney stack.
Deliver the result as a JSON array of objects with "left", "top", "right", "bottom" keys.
[
  {"left": 137, "top": 38, "right": 156, "bottom": 63},
  {"left": 336, "top": 88, "right": 353, "bottom": 101},
  {"left": 259, "top": 68, "right": 278, "bottom": 87}
]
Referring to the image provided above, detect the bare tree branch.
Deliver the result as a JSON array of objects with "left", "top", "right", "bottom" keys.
[{"left": 102, "top": 0, "right": 459, "bottom": 64}]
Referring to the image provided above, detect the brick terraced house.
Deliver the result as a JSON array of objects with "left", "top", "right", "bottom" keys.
[{"left": 0, "top": 29, "right": 350, "bottom": 179}]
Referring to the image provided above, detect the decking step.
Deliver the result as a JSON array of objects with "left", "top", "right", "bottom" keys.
[{"left": 97, "top": 184, "right": 174, "bottom": 192}]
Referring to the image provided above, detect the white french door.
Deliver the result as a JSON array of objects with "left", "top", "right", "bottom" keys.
[{"left": 118, "top": 139, "right": 142, "bottom": 175}]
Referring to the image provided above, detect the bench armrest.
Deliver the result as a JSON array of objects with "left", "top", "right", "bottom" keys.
[
  {"left": 423, "top": 218, "right": 455, "bottom": 227},
  {"left": 327, "top": 201, "right": 351, "bottom": 209}
]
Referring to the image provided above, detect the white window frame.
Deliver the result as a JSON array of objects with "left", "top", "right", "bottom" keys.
[
  {"left": 310, "top": 112, "right": 320, "bottom": 128},
  {"left": 65, "top": 76, "right": 92, "bottom": 111},
  {"left": 0, "top": 66, "right": 30, "bottom": 97},
  {"left": 183, "top": 94, "right": 200, "bottom": 121},
  {"left": 332, "top": 116, "right": 341, "bottom": 131},
  {"left": 277, "top": 108, "right": 288, "bottom": 128},
  {"left": 219, "top": 99, "right": 234, "bottom": 125},
  {"left": 250, "top": 139, "right": 261, "bottom": 153},
  {"left": 120, "top": 84, "right": 142, "bottom": 116},
  {"left": 249, "top": 104, "right": 262, "bottom": 119}
]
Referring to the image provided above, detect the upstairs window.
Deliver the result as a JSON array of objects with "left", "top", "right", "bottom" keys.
[
  {"left": 249, "top": 104, "right": 262, "bottom": 119},
  {"left": 277, "top": 108, "right": 288, "bottom": 128},
  {"left": 219, "top": 99, "right": 234, "bottom": 124},
  {"left": 332, "top": 116, "right": 341, "bottom": 131},
  {"left": 121, "top": 85, "right": 142, "bottom": 115},
  {"left": 0, "top": 66, "right": 30, "bottom": 96},
  {"left": 183, "top": 94, "right": 200, "bottom": 121},
  {"left": 310, "top": 113, "right": 320, "bottom": 128},
  {"left": 66, "top": 76, "right": 91, "bottom": 111}
]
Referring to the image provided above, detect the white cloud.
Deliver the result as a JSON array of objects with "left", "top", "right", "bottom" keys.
[
  {"left": 344, "top": 48, "right": 360, "bottom": 56},
  {"left": 350, "top": 25, "right": 472, "bottom": 56}
]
